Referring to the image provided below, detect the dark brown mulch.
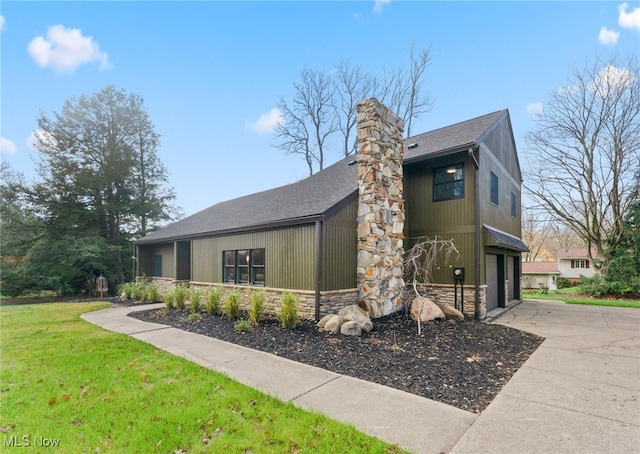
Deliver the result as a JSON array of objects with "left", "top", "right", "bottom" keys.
[{"left": 128, "top": 306, "right": 544, "bottom": 414}]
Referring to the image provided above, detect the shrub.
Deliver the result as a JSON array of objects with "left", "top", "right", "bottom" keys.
[
  {"left": 556, "top": 277, "right": 571, "bottom": 289},
  {"left": 144, "top": 284, "right": 160, "bottom": 303},
  {"left": 277, "top": 291, "right": 300, "bottom": 329},
  {"left": 189, "top": 288, "right": 203, "bottom": 314},
  {"left": 174, "top": 284, "right": 188, "bottom": 311},
  {"left": 131, "top": 281, "right": 146, "bottom": 301},
  {"left": 119, "top": 282, "right": 135, "bottom": 300},
  {"left": 186, "top": 312, "right": 202, "bottom": 322},
  {"left": 206, "top": 287, "right": 222, "bottom": 316},
  {"left": 222, "top": 292, "right": 240, "bottom": 320},
  {"left": 234, "top": 319, "right": 252, "bottom": 334},
  {"left": 164, "top": 289, "right": 175, "bottom": 311},
  {"left": 248, "top": 290, "right": 267, "bottom": 325}
]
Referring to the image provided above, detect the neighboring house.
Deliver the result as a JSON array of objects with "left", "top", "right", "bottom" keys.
[
  {"left": 522, "top": 247, "right": 601, "bottom": 289},
  {"left": 521, "top": 261, "right": 560, "bottom": 290},
  {"left": 557, "top": 247, "right": 600, "bottom": 282},
  {"left": 135, "top": 104, "right": 527, "bottom": 320}
]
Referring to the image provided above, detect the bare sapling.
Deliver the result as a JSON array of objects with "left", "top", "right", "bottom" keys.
[{"left": 403, "top": 236, "right": 461, "bottom": 334}]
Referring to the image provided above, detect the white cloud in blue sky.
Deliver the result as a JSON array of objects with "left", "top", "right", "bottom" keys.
[
  {"left": 0, "top": 15, "right": 6, "bottom": 32},
  {"left": 598, "top": 26, "right": 619, "bottom": 45},
  {"left": 526, "top": 102, "right": 543, "bottom": 118},
  {"left": 27, "top": 24, "right": 112, "bottom": 73},
  {"left": 0, "top": 137, "right": 17, "bottom": 155},
  {"left": 247, "top": 108, "right": 284, "bottom": 134},
  {"left": 373, "top": 0, "right": 391, "bottom": 15},
  {"left": 618, "top": 3, "right": 640, "bottom": 30}
]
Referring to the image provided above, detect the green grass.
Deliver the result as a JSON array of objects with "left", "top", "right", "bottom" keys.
[
  {"left": 0, "top": 303, "right": 405, "bottom": 453},
  {"left": 523, "top": 290, "right": 640, "bottom": 308}
]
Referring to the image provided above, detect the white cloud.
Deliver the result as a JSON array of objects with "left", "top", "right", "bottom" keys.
[
  {"left": 593, "top": 65, "right": 636, "bottom": 98},
  {"left": 618, "top": 3, "right": 640, "bottom": 30},
  {"left": 247, "top": 108, "right": 284, "bottom": 134},
  {"left": 526, "top": 102, "right": 543, "bottom": 118},
  {"left": 372, "top": 0, "right": 391, "bottom": 15},
  {"left": 0, "top": 15, "right": 6, "bottom": 32},
  {"left": 27, "top": 24, "right": 111, "bottom": 73},
  {"left": 27, "top": 129, "right": 57, "bottom": 150},
  {"left": 598, "top": 26, "right": 620, "bottom": 45},
  {"left": 0, "top": 137, "right": 17, "bottom": 155}
]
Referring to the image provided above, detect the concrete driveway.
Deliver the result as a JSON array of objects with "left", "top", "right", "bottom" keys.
[{"left": 452, "top": 299, "right": 640, "bottom": 454}]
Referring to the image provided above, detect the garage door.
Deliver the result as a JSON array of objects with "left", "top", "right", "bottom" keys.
[{"left": 486, "top": 254, "right": 506, "bottom": 313}]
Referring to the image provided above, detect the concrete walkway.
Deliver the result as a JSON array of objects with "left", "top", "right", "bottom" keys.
[{"left": 81, "top": 300, "right": 640, "bottom": 454}]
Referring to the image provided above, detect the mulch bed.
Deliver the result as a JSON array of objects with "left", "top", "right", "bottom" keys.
[{"left": 128, "top": 305, "right": 544, "bottom": 414}]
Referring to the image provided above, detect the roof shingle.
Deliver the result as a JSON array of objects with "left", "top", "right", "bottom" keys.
[{"left": 137, "top": 109, "right": 509, "bottom": 244}]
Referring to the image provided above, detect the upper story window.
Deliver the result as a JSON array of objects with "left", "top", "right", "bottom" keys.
[
  {"left": 511, "top": 192, "right": 517, "bottom": 218},
  {"left": 571, "top": 259, "right": 590, "bottom": 269},
  {"left": 223, "top": 248, "right": 265, "bottom": 285},
  {"left": 490, "top": 171, "right": 499, "bottom": 206},
  {"left": 433, "top": 164, "right": 464, "bottom": 201}
]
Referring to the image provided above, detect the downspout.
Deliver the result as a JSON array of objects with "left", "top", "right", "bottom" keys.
[
  {"left": 469, "top": 147, "right": 482, "bottom": 320},
  {"left": 314, "top": 218, "right": 323, "bottom": 321}
]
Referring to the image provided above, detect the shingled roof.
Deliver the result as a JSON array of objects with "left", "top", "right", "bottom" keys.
[{"left": 136, "top": 109, "right": 510, "bottom": 244}]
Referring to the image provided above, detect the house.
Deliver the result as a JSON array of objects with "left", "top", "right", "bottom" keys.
[
  {"left": 557, "top": 247, "right": 600, "bottom": 282},
  {"left": 135, "top": 100, "right": 527, "bottom": 320},
  {"left": 521, "top": 248, "right": 602, "bottom": 289},
  {"left": 521, "top": 261, "right": 560, "bottom": 290}
]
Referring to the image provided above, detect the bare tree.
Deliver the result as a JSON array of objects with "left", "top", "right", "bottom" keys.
[
  {"left": 333, "top": 61, "right": 378, "bottom": 157},
  {"left": 379, "top": 44, "right": 434, "bottom": 137},
  {"left": 273, "top": 67, "right": 337, "bottom": 175},
  {"left": 273, "top": 45, "right": 434, "bottom": 173},
  {"left": 524, "top": 55, "right": 640, "bottom": 264}
]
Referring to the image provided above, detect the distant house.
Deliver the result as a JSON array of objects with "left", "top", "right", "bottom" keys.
[
  {"left": 522, "top": 247, "right": 602, "bottom": 289},
  {"left": 521, "top": 261, "right": 560, "bottom": 290},
  {"left": 557, "top": 247, "right": 600, "bottom": 282},
  {"left": 135, "top": 103, "right": 527, "bottom": 320}
]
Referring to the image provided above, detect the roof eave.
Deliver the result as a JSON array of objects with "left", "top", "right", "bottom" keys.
[
  {"left": 135, "top": 213, "right": 325, "bottom": 245},
  {"left": 403, "top": 143, "right": 476, "bottom": 166}
]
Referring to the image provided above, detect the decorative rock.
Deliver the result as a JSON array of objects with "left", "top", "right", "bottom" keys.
[
  {"left": 410, "top": 296, "right": 445, "bottom": 322},
  {"left": 316, "top": 314, "right": 334, "bottom": 329},
  {"left": 340, "top": 320, "right": 362, "bottom": 336},
  {"left": 322, "top": 314, "right": 344, "bottom": 334},
  {"left": 338, "top": 305, "right": 374, "bottom": 333},
  {"left": 432, "top": 300, "right": 465, "bottom": 321}
]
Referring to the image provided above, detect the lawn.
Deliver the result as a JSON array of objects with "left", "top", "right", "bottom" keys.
[
  {"left": 522, "top": 290, "right": 640, "bottom": 308},
  {"left": 0, "top": 302, "right": 404, "bottom": 453}
]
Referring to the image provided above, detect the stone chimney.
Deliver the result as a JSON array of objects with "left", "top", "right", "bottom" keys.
[{"left": 356, "top": 98, "right": 405, "bottom": 317}]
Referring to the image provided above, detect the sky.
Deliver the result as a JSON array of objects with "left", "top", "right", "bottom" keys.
[{"left": 1, "top": 1, "right": 639, "bottom": 219}]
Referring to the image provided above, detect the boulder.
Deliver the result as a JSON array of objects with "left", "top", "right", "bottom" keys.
[
  {"left": 340, "top": 320, "right": 362, "bottom": 336},
  {"left": 322, "top": 315, "right": 344, "bottom": 334},
  {"left": 432, "top": 300, "right": 465, "bottom": 321},
  {"left": 338, "top": 305, "right": 374, "bottom": 333},
  {"left": 316, "top": 314, "right": 334, "bottom": 329},
  {"left": 410, "top": 296, "right": 445, "bottom": 322}
]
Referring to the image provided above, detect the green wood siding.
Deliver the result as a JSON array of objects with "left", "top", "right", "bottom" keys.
[
  {"left": 478, "top": 121, "right": 522, "bottom": 238},
  {"left": 322, "top": 198, "right": 357, "bottom": 290},
  {"left": 191, "top": 225, "right": 316, "bottom": 290},
  {"left": 404, "top": 152, "right": 477, "bottom": 284}
]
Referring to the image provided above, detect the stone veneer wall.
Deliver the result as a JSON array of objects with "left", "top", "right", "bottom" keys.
[
  {"left": 410, "top": 283, "right": 488, "bottom": 319},
  {"left": 356, "top": 98, "right": 406, "bottom": 317},
  {"left": 149, "top": 279, "right": 358, "bottom": 320}
]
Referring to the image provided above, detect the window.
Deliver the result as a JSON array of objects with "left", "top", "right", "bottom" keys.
[
  {"left": 223, "top": 250, "right": 236, "bottom": 283},
  {"left": 153, "top": 255, "right": 162, "bottom": 277},
  {"left": 490, "top": 172, "right": 499, "bottom": 206},
  {"left": 223, "top": 249, "right": 265, "bottom": 285},
  {"left": 571, "top": 260, "right": 590, "bottom": 269},
  {"left": 433, "top": 164, "right": 464, "bottom": 201},
  {"left": 511, "top": 192, "right": 517, "bottom": 218}
]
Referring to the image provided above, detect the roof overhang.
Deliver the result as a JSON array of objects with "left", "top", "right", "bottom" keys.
[{"left": 483, "top": 224, "right": 529, "bottom": 252}]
